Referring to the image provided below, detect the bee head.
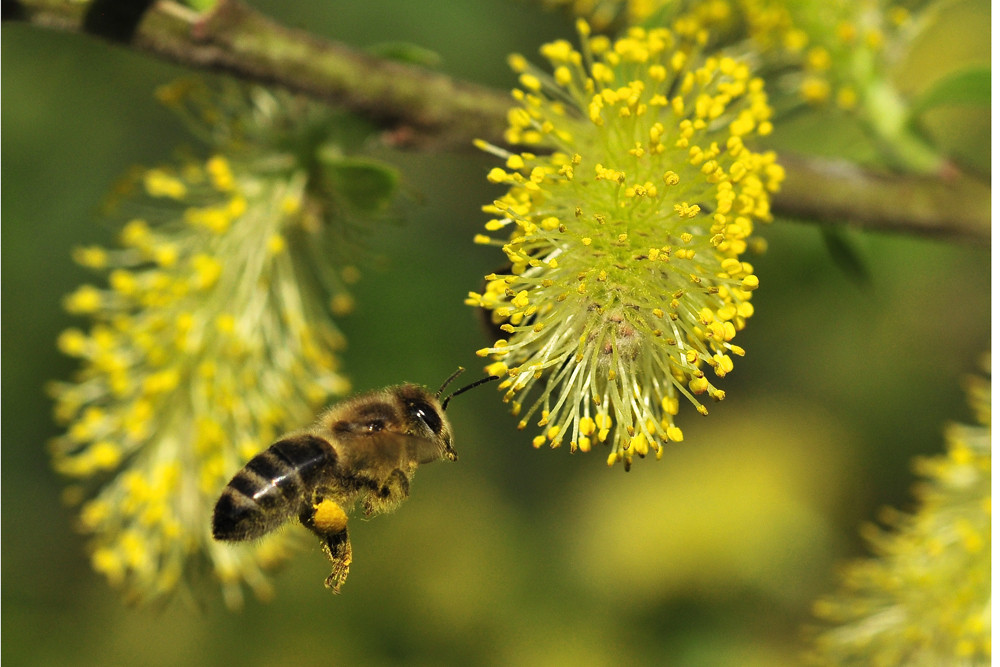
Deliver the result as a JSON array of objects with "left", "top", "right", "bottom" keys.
[
  {"left": 394, "top": 383, "right": 457, "bottom": 462},
  {"left": 392, "top": 370, "right": 499, "bottom": 463}
]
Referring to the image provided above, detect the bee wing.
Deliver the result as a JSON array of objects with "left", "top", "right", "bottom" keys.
[
  {"left": 331, "top": 428, "right": 446, "bottom": 474},
  {"left": 404, "top": 431, "right": 451, "bottom": 464}
]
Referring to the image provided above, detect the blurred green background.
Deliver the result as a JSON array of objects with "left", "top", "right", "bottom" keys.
[{"left": 2, "top": 1, "right": 990, "bottom": 665}]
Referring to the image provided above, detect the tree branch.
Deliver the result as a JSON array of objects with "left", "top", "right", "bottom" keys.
[
  {"left": 8, "top": 0, "right": 511, "bottom": 150},
  {"left": 775, "top": 155, "right": 990, "bottom": 244},
  {"left": 5, "top": 0, "right": 990, "bottom": 244}
]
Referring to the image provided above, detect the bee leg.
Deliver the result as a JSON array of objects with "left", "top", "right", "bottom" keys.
[
  {"left": 300, "top": 498, "right": 352, "bottom": 593},
  {"left": 363, "top": 468, "right": 410, "bottom": 516},
  {"left": 321, "top": 529, "right": 352, "bottom": 594}
]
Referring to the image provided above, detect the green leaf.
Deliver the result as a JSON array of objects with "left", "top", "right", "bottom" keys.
[
  {"left": 909, "top": 66, "right": 990, "bottom": 118},
  {"left": 821, "top": 228, "right": 870, "bottom": 287},
  {"left": 320, "top": 156, "right": 400, "bottom": 213}
]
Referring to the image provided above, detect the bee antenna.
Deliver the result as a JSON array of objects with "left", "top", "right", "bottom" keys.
[
  {"left": 441, "top": 374, "right": 500, "bottom": 411},
  {"left": 436, "top": 367, "right": 467, "bottom": 397}
]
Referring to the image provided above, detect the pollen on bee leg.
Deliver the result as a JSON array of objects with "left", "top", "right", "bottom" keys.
[
  {"left": 321, "top": 528, "right": 353, "bottom": 594},
  {"left": 312, "top": 499, "right": 348, "bottom": 535}
]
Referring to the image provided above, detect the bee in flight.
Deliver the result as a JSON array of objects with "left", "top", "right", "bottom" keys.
[{"left": 212, "top": 369, "right": 495, "bottom": 593}]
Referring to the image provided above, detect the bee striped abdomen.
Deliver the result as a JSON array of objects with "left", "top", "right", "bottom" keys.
[{"left": 212, "top": 434, "right": 333, "bottom": 541}]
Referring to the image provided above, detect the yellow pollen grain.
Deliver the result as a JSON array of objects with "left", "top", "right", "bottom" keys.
[
  {"left": 330, "top": 293, "right": 354, "bottom": 315},
  {"left": 73, "top": 245, "right": 109, "bottom": 269},
  {"left": 89, "top": 441, "right": 122, "bottom": 469},
  {"left": 226, "top": 195, "right": 247, "bottom": 219},
  {"left": 65, "top": 285, "right": 103, "bottom": 314},
  {"left": 835, "top": 88, "right": 857, "bottom": 111},
  {"left": 280, "top": 194, "right": 302, "bottom": 215},
  {"left": 206, "top": 155, "right": 235, "bottom": 191},
  {"left": 57, "top": 328, "right": 88, "bottom": 356},
  {"left": 487, "top": 168, "right": 511, "bottom": 184},
  {"left": 154, "top": 245, "right": 178, "bottom": 268},
  {"left": 508, "top": 53, "right": 529, "bottom": 73},
  {"left": 215, "top": 313, "right": 236, "bottom": 334},
  {"left": 312, "top": 499, "right": 348, "bottom": 534},
  {"left": 689, "top": 376, "right": 709, "bottom": 394},
  {"left": 511, "top": 290, "right": 530, "bottom": 308},
  {"left": 109, "top": 270, "right": 138, "bottom": 296},
  {"left": 91, "top": 547, "right": 124, "bottom": 583},
  {"left": 519, "top": 73, "right": 542, "bottom": 91},
  {"left": 266, "top": 234, "right": 286, "bottom": 255},
  {"left": 144, "top": 169, "right": 187, "bottom": 200}
]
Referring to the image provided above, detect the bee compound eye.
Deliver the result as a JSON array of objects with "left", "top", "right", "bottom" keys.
[{"left": 408, "top": 398, "right": 442, "bottom": 435}]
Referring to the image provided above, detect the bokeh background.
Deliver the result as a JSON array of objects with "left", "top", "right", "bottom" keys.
[{"left": 2, "top": 0, "right": 990, "bottom": 665}]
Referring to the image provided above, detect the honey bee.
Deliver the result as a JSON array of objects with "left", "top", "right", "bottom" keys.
[{"left": 212, "top": 369, "right": 496, "bottom": 593}]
